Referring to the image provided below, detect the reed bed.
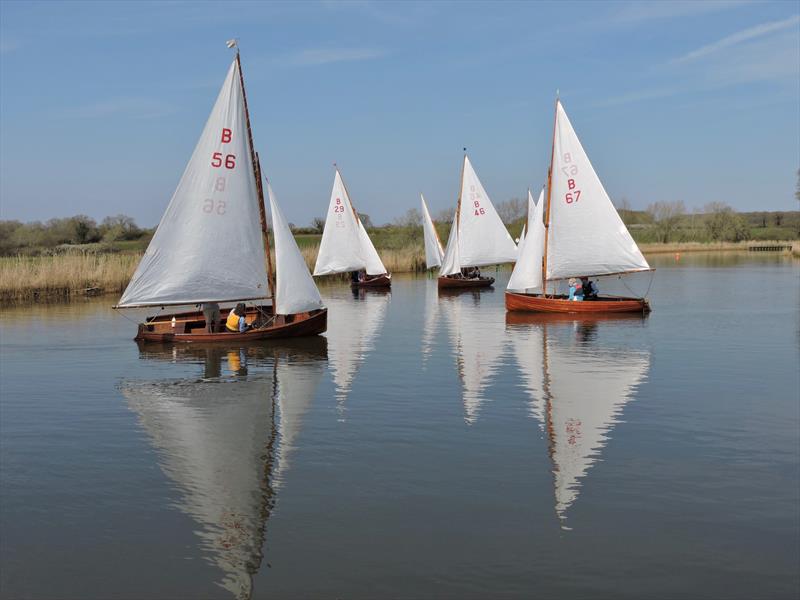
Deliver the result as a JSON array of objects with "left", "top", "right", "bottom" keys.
[
  {"left": 299, "top": 244, "right": 427, "bottom": 274},
  {"left": 0, "top": 253, "right": 140, "bottom": 303},
  {"left": 638, "top": 240, "right": 794, "bottom": 254}
]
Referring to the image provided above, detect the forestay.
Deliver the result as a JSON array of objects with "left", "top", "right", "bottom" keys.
[
  {"left": 546, "top": 101, "right": 650, "bottom": 281},
  {"left": 440, "top": 155, "right": 517, "bottom": 275},
  {"left": 421, "top": 193, "right": 444, "bottom": 269},
  {"left": 314, "top": 171, "right": 387, "bottom": 276},
  {"left": 507, "top": 188, "right": 545, "bottom": 293},
  {"left": 267, "top": 181, "right": 324, "bottom": 315},
  {"left": 118, "top": 59, "right": 268, "bottom": 307}
]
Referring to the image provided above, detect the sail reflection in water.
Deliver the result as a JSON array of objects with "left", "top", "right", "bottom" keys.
[
  {"left": 506, "top": 314, "right": 650, "bottom": 529},
  {"left": 121, "top": 340, "right": 327, "bottom": 599},
  {"left": 323, "top": 289, "right": 389, "bottom": 408},
  {"left": 441, "top": 290, "right": 507, "bottom": 424}
]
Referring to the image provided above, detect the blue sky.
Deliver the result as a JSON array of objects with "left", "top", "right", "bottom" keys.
[{"left": 1, "top": 0, "right": 798, "bottom": 227}]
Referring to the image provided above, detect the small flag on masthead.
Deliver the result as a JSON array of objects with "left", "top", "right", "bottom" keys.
[{"left": 226, "top": 39, "right": 238, "bottom": 49}]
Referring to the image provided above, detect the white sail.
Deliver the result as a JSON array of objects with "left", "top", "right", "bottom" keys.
[
  {"left": 438, "top": 206, "right": 461, "bottom": 275},
  {"left": 421, "top": 193, "right": 444, "bottom": 269},
  {"left": 314, "top": 170, "right": 386, "bottom": 276},
  {"left": 323, "top": 290, "right": 389, "bottom": 404},
  {"left": 507, "top": 188, "right": 545, "bottom": 293},
  {"left": 314, "top": 171, "right": 364, "bottom": 275},
  {"left": 267, "top": 181, "right": 324, "bottom": 315},
  {"left": 519, "top": 223, "right": 526, "bottom": 243},
  {"left": 356, "top": 219, "right": 388, "bottom": 275},
  {"left": 441, "top": 292, "right": 507, "bottom": 424},
  {"left": 119, "top": 59, "right": 268, "bottom": 307},
  {"left": 440, "top": 156, "right": 517, "bottom": 275},
  {"left": 547, "top": 339, "right": 649, "bottom": 525},
  {"left": 546, "top": 101, "right": 650, "bottom": 280}
]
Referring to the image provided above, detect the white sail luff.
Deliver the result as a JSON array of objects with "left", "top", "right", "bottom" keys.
[
  {"left": 118, "top": 59, "right": 268, "bottom": 307},
  {"left": 507, "top": 188, "right": 545, "bottom": 293},
  {"left": 356, "top": 219, "right": 387, "bottom": 275},
  {"left": 267, "top": 181, "right": 324, "bottom": 315},
  {"left": 438, "top": 206, "right": 461, "bottom": 276},
  {"left": 546, "top": 101, "right": 650, "bottom": 280},
  {"left": 421, "top": 193, "right": 444, "bottom": 269}
]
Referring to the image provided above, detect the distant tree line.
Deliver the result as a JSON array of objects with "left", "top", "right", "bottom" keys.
[{"left": 0, "top": 214, "right": 151, "bottom": 255}]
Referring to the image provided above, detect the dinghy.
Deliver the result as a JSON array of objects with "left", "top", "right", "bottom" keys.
[
  {"left": 314, "top": 169, "right": 391, "bottom": 288},
  {"left": 421, "top": 193, "right": 444, "bottom": 270},
  {"left": 438, "top": 154, "right": 517, "bottom": 289},
  {"left": 506, "top": 100, "right": 652, "bottom": 313},
  {"left": 115, "top": 47, "right": 327, "bottom": 341}
]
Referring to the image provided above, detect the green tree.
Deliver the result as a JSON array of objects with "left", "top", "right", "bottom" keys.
[{"left": 647, "top": 201, "right": 685, "bottom": 243}]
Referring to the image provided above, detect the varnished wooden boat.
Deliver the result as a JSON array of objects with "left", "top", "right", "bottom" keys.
[
  {"left": 505, "top": 309, "right": 647, "bottom": 326},
  {"left": 505, "top": 291, "right": 650, "bottom": 314},
  {"left": 351, "top": 274, "right": 392, "bottom": 288},
  {"left": 437, "top": 275, "right": 494, "bottom": 289},
  {"left": 135, "top": 305, "right": 327, "bottom": 343}
]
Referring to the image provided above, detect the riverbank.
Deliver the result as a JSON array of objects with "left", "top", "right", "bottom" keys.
[{"left": 0, "top": 240, "right": 795, "bottom": 304}]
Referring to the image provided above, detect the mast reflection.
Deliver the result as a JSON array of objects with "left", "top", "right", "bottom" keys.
[
  {"left": 122, "top": 338, "right": 327, "bottom": 599},
  {"left": 506, "top": 312, "right": 650, "bottom": 529}
]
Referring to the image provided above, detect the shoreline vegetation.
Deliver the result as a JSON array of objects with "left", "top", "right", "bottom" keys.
[
  {"left": 0, "top": 239, "right": 796, "bottom": 305},
  {"left": 1, "top": 207, "right": 797, "bottom": 303}
]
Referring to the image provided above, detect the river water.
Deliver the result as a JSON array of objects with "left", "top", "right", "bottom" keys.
[{"left": 1, "top": 252, "right": 798, "bottom": 599}]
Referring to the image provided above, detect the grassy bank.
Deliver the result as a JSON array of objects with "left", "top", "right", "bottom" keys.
[
  {"left": 0, "top": 254, "right": 140, "bottom": 303},
  {"left": 1, "top": 239, "right": 796, "bottom": 304}
]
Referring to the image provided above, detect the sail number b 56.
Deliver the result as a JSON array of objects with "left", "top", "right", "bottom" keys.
[{"left": 211, "top": 128, "right": 236, "bottom": 169}]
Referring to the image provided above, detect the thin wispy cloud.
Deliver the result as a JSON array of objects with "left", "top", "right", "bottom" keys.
[
  {"left": 274, "top": 47, "right": 386, "bottom": 67},
  {"left": 57, "top": 97, "right": 176, "bottom": 119},
  {"left": 673, "top": 14, "right": 800, "bottom": 63},
  {"left": 605, "top": 0, "right": 750, "bottom": 27}
]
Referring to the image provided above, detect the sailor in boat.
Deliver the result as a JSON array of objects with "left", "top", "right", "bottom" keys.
[
  {"left": 226, "top": 303, "right": 252, "bottom": 333},
  {"left": 200, "top": 302, "right": 220, "bottom": 333},
  {"left": 581, "top": 277, "right": 599, "bottom": 300}
]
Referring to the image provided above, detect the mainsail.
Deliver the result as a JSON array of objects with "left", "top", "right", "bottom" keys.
[
  {"left": 421, "top": 193, "right": 444, "bottom": 269},
  {"left": 118, "top": 59, "right": 268, "bottom": 307},
  {"left": 314, "top": 170, "right": 387, "bottom": 276},
  {"left": 507, "top": 188, "right": 545, "bottom": 293},
  {"left": 267, "top": 181, "right": 324, "bottom": 315},
  {"left": 546, "top": 101, "right": 650, "bottom": 281},
  {"left": 440, "top": 155, "right": 517, "bottom": 276}
]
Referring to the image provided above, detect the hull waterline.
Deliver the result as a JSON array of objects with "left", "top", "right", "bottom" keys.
[
  {"left": 351, "top": 274, "right": 392, "bottom": 288},
  {"left": 437, "top": 276, "right": 494, "bottom": 289},
  {"left": 505, "top": 291, "right": 650, "bottom": 314}
]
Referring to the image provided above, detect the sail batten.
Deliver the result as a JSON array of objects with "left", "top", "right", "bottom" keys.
[
  {"left": 118, "top": 59, "right": 268, "bottom": 308},
  {"left": 440, "top": 156, "right": 517, "bottom": 275},
  {"left": 546, "top": 101, "right": 649, "bottom": 281}
]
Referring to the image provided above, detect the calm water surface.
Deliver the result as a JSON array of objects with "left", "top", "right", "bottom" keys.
[{"left": 1, "top": 253, "right": 798, "bottom": 599}]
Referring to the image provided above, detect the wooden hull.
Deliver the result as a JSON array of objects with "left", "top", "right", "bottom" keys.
[
  {"left": 135, "top": 306, "right": 327, "bottom": 343},
  {"left": 505, "top": 291, "right": 650, "bottom": 314},
  {"left": 437, "top": 276, "right": 495, "bottom": 289},
  {"left": 351, "top": 274, "right": 392, "bottom": 288},
  {"left": 505, "top": 310, "right": 647, "bottom": 327}
]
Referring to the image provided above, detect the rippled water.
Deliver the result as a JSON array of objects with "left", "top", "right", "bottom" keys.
[{"left": 1, "top": 252, "right": 798, "bottom": 599}]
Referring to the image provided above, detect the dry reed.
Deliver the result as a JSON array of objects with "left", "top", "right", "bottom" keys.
[{"left": 0, "top": 254, "right": 140, "bottom": 303}]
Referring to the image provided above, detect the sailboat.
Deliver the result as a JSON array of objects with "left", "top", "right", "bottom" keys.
[
  {"left": 420, "top": 193, "right": 444, "bottom": 270},
  {"left": 438, "top": 154, "right": 518, "bottom": 289},
  {"left": 313, "top": 169, "right": 391, "bottom": 288},
  {"left": 121, "top": 340, "right": 327, "bottom": 598},
  {"left": 115, "top": 48, "right": 327, "bottom": 340},
  {"left": 506, "top": 99, "right": 652, "bottom": 313},
  {"left": 505, "top": 313, "right": 650, "bottom": 529}
]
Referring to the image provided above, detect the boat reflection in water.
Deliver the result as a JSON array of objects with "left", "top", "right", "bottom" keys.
[
  {"left": 322, "top": 287, "right": 389, "bottom": 410},
  {"left": 506, "top": 312, "right": 651, "bottom": 530},
  {"left": 440, "top": 288, "right": 506, "bottom": 424},
  {"left": 121, "top": 338, "right": 327, "bottom": 599},
  {"left": 421, "top": 279, "right": 441, "bottom": 366}
]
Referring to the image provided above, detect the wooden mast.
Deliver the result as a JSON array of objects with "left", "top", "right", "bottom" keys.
[
  {"left": 236, "top": 49, "right": 276, "bottom": 305},
  {"left": 542, "top": 97, "right": 558, "bottom": 298}
]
